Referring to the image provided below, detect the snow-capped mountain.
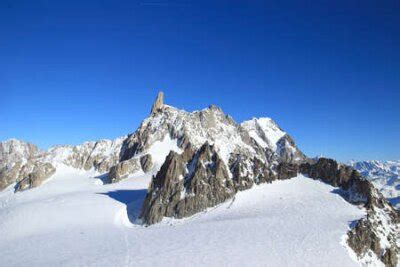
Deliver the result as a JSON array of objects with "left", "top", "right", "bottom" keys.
[
  {"left": 0, "top": 92, "right": 398, "bottom": 266},
  {"left": 0, "top": 136, "right": 126, "bottom": 191},
  {"left": 350, "top": 160, "right": 400, "bottom": 209},
  {"left": 0, "top": 92, "right": 304, "bottom": 192}
]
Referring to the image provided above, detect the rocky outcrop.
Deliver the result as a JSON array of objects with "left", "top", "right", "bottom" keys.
[
  {"left": 276, "top": 135, "right": 306, "bottom": 163},
  {"left": 299, "top": 158, "right": 359, "bottom": 188},
  {"left": 0, "top": 140, "right": 41, "bottom": 190},
  {"left": 240, "top": 118, "right": 305, "bottom": 164},
  {"left": 140, "top": 153, "right": 399, "bottom": 265},
  {"left": 140, "top": 142, "right": 305, "bottom": 225},
  {"left": 150, "top": 91, "right": 164, "bottom": 114},
  {"left": 347, "top": 206, "right": 399, "bottom": 267},
  {"left": 140, "top": 154, "right": 153, "bottom": 173},
  {"left": 300, "top": 158, "right": 399, "bottom": 266},
  {"left": 107, "top": 158, "right": 141, "bottom": 183},
  {"left": 277, "top": 162, "right": 299, "bottom": 180},
  {"left": 15, "top": 163, "right": 56, "bottom": 192},
  {"left": 0, "top": 136, "right": 129, "bottom": 191},
  {"left": 140, "top": 143, "right": 235, "bottom": 225},
  {"left": 350, "top": 160, "right": 400, "bottom": 210},
  {"left": 0, "top": 162, "right": 23, "bottom": 190},
  {"left": 45, "top": 138, "right": 125, "bottom": 173}
]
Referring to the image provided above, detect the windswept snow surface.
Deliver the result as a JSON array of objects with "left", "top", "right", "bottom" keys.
[{"left": 0, "top": 169, "right": 365, "bottom": 266}]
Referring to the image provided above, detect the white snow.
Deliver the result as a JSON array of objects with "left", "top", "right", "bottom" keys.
[
  {"left": 145, "top": 135, "right": 182, "bottom": 170},
  {"left": 0, "top": 169, "right": 365, "bottom": 266},
  {"left": 241, "top": 117, "right": 286, "bottom": 150}
]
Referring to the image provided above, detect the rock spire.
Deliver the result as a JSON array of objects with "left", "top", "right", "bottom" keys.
[{"left": 150, "top": 91, "right": 164, "bottom": 114}]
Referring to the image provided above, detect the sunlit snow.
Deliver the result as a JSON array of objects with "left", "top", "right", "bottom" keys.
[{"left": 0, "top": 167, "right": 365, "bottom": 266}]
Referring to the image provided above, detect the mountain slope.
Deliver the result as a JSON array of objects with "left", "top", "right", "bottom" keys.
[{"left": 350, "top": 160, "right": 400, "bottom": 210}]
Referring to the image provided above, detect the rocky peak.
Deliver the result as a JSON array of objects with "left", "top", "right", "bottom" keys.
[
  {"left": 0, "top": 139, "right": 39, "bottom": 164},
  {"left": 150, "top": 91, "right": 164, "bottom": 114},
  {"left": 1, "top": 93, "right": 306, "bottom": 193},
  {"left": 139, "top": 142, "right": 235, "bottom": 225}
]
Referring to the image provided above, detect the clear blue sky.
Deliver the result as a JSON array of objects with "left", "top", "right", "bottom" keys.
[{"left": 1, "top": 1, "right": 399, "bottom": 162}]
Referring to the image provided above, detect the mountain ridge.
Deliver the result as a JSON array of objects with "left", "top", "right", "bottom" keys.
[{"left": 0, "top": 92, "right": 304, "bottom": 192}]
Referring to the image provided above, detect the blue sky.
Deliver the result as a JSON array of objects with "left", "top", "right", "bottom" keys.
[{"left": 1, "top": 1, "right": 399, "bottom": 161}]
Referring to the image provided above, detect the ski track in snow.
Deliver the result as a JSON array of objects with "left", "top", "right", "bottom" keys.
[{"left": 0, "top": 166, "right": 365, "bottom": 266}]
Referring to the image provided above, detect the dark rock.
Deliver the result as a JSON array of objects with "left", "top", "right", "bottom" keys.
[
  {"left": 348, "top": 209, "right": 399, "bottom": 267},
  {"left": 300, "top": 157, "right": 400, "bottom": 266},
  {"left": 382, "top": 248, "right": 398, "bottom": 267},
  {"left": 229, "top": 154, "right": 276, "bottom": 190},
  {"left": 229, "top": 154, "right": 255, "bottom": 191},
  {"left": 15, "top": 163, "right": 56, "bottom": 192},
  {"left": 150, "top": 91, "right": 164, "bottom": 114},
  {"left": 300, "top": 158, "right": 355, "bottom": 188},
  {"left": 276, "top": 134, "right": 306, "bottom": 163},
  {"left": 107, "top": 158, "right": 140, "bottom": 183},
  {"left": 139, "top": 151, "right": 186, "bottom": 225},
  {"left": 252, "top": 156, "right": 275, "bottom": 184},
  {"left": 277, "top": 162, "right": 299, "bottom": 180},
  {"left": 140, "top": 154, "right": 153, "bottom": 173},
  {"left": 139, "top": 142, "right": 235, "bottom": 225}
]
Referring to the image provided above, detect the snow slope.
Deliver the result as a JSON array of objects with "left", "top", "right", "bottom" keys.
[
  {"left": 0, "top": 168, "right": 365, "bottom": 266},
  {"left": 241, "top": 117, "right": 286, "bottom": 150}
]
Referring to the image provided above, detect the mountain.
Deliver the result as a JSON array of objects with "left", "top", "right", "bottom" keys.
[
  {"left": 0, "top": 92, "right": 398, "bottom": 266},
  {"left": 0, "top": 92, "right": 304, "bottom": 192},
  {"left": 350, "top": 160, "right": 400, "bottom": 210}
]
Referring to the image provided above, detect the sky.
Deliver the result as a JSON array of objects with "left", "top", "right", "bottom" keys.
[{"left": 0, "top": 0, "right": 399, "bottom": 162}]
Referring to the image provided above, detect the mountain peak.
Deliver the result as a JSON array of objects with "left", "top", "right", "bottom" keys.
[{"left": 150, "top": 91, "right": 164, "bottom": 114}]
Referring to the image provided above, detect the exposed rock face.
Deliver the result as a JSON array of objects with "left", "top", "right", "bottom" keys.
[
  {"left": 277, "top": 162, "right": 299, "bottom": 180},
  {"left": 300, "top": 158, "right": 400, "bottom": 267},
  {"left": 300, "top": 158, "right": 359, "bottom": 188},
  {"left": 44, "top": 137, "right": 126, "bottom": 173},
  {"left": 240, "top": 118, "right": 305, "bottom": 163},
  {"left": 15, "top": 163, "right": 56, "bottom": 192},
  {"left": 140, "top": 143, "right": 235, "bottom": 225},
  {"left": 0, "top": 139, "right": 41, "bottom": 190},
  {"left": 150, "top": 91, "right": 164, "bottom": 114},
  {"left": 276, "top": 135, "right": 306, "bottom": 163},
  {"left": 0, "top": 137, "right": 128, "bottom": 190},
  {"left": 107, "top": 158, "right": 141, "bottom": 183},
  {"left": 350, "top": 160, "right": 400, "bottom": 210},
  {"left": 119, "top": 100, "right": 305, "bottom": 168},
  {"left": 140, "top": 153, "right": 399, "bottom": 265},
  {"left": 140, "top": 154, "right": 153, "bottom": 173},
  {"left": 347, "top": 207, "right": 399, "bottom": 267},
  {"left": 140, "top": 141, "right": 306, "bottom": 225}
]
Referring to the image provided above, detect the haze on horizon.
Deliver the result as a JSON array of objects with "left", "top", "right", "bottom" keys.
[{"left": 1, "top": 1, "right": 399, "bottom": 162}]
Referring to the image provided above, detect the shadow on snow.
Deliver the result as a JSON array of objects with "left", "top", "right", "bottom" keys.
[
  {"left": 98, "top": 189, "right": 147, "bottom": 224},
  {"left": 93, "top": 173, "right": 109, "bottom": 184}
]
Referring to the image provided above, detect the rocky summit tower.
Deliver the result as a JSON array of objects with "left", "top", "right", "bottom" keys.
[{"left": 150, "top": 91, "right": 164, "bottom": 114}]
